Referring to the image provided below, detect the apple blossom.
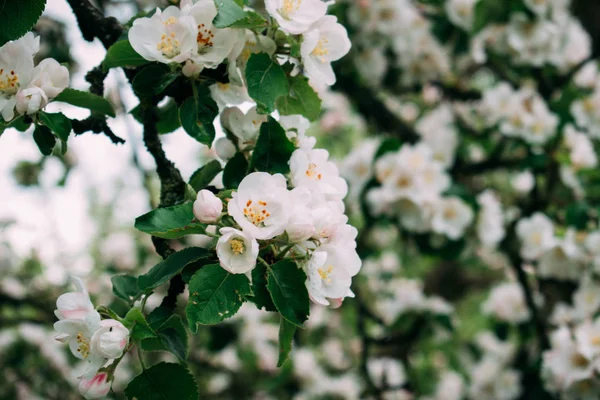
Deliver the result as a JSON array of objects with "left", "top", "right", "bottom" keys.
[
  {"left": 265, "top": 0, "right": 328, "bottom": 35},
  {"left": 300, "top": 16, "right": 351, "bottom": 86},
  {"left": 0, "top": 34, "right": 36, "bottom": 121},
  {"left": 516, "top": 212, "right": 556, "bottom": 260},
  {"left": 78, "top": 372, "right": 112, "bottom": 399},
  {"left": 303, "top": 247, "right": 353, "bottom": 306},
  {"left": 227, "top": 172, "right": 292, "bottom": 240},
  {"left": 220, "top": 106, "right": 266, "bottom": 148},
  {"left": 90, "top": 319, "right": 129, "bottom": 359},
  {"left": 290, "top": 148, "right": 348, "bottom": 201},
  {"left": 430, "top": 196, "right": 474, "bottom": 240},
  {"left": 193, "top": 189, "right": 223, "bottom": 223},
  {"left": 54, "top": 276, "right": 94, "bottom": 321},
  {"left": 482, "top": 282, "right": 530, "bottom": 324},
  {"left": 216, "top": 227, "right": 259, "bottom": 274},
  {"left": 128, "top": 6, "right": 198, "bottom": 64}
]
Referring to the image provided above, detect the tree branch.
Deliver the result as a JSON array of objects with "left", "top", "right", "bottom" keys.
[{"left": 66, "top": 0, "right": 123, "bottom": 49}]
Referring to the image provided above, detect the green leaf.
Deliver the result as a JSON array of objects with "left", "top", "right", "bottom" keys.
[
  {"left": 472, "top": 0, "right": 511, "bottom": 33},
  {"left": 180, "top": 84, "right": 219, "bottom": 145},
  {"left": 246, "top": 53, "right": 289, "bottom": 114},
  {"left": 374, "top": 137, "right": 402, "bottom": 159},
  {"left": 39, "top": 111, "right": 71, "bottom": 141},
  {"left": 102, "top": 39, "right": 150, "bottom": 71},
  {"left": 249, "top": 117, "right": 295, "bottom": 174},
  {"left": 111, "top": 274, "right": 141, "bottom": 302},
  {"left": 213, "top": 0, "right": 246, "bottom": 28},
  {"left": 125, "top": 362, "right": 198, "bottom": 400},
  {"left": 0, "top": 0, "right": 47, "bottom": 46},
  {"left": 142, "top": 315, "right": 188, "bottom": 362},
  {"left": 133, "top": 64, "right": 178, "bottom": 97},
  {"left": 134, "top": 203, "right": 207, "bottom": 239},
  {"left": 186, "top": 264, "right": 252, "bottom": 332},
  {"left": 123, "top": 308, "right": 156, "bottom": 341},
  {"left": 277, "top": 317, "right": 296, "bottom": 367},
  {"left": 276, "top": 75, "right": 322, "bottom": 121},
  {"left": 33, "top": 124, "right": 56, "bottom": 156},
  {"left": 189, "top": 160, "right": 222, "bottom": 191},
  {"left": 223, "top": 152, "right": 248, "bottom": 189},
  {"left": 566, "top": 202, "right": 589, "bottom": 230},
  {"left": 249, "top": 263, "right": 277, "bottom": 311},
  {"left": 267, "top": 260, "right": 310, "bottom": 327},
  {"left": 131, "top": 100, "right": 181, "bottom": 134},
  {"left": 138, "top": 247, "right": 212, "bottom": 292},
  {"left": 1, "top": 116, "right": 30, "bottom": 133},
  {"left": 54, "top": 88, "right": 116, "bottom": 118},
  {"left": 229, "top": 11, "right": 268, "bottom": 29}
]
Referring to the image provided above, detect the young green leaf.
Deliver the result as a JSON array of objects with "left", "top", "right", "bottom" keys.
[
  {"left": 186, "top": 264, "right": 252, "bottom": 332},
  {"left": 33, "top": 124, "right": 56, "bottom": 156},
  {"left": 123, "top": 308, "right": 156, "bottom": 341},
  {"left": 276, "top": 75, "right": 322, "bottom": 121},
  {"left": 213, "top": 0, "right": 246, "bottom": 28},
  {"left": 180, "top": 84, "right": 219, "bottom": 145},
  {"left": 39, "top": 111, "right": 72, "bottom": 141},
  {"left": 111, "top": 274, "right": 141, "bottom": 302},
  {"left": 134, "top": 202, "right": 207, "bottom": 239},
  {"left": 222, "top": 152, "right": 249, "bottom": 189},
  {"left": 229, "top": 11, "right": 268, "bottom": 29},
  {"left": 102, "top": 39, "right": 150, "bottom": 71},
  {"left": 138, "top": 247, "right": 212, "bottom": 292},
  {"left": 189, "top": 160, "right": 222, "bottom": 191},
  {"left": 246, "top": 53, "right": 290, "bottom": 114},
  {"left": 267, "top": 260, "right": 310, "bottom": 327},
  {"left": 54, "top": 88, "right": 116, "bottom": 118},
  {"left": 125, "top": 362, "right": 198, "bottom": 400},
  {"left": 277, "top": 317, "right": 296, "bottom": 367},
  {"left": 132, "top": 64, "right": 178, "bottom": 97},
  {"left": 249, "top": 117, "right": 295, "bottom": 174},
  {"left": 0, "top": 0, "right": 47, "bottom": 46}
]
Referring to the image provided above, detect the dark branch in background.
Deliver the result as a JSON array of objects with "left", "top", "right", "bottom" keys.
[
  {"left": 65, "top": 0, "right": 187, "bottom": 309},
  {"left": 66, "top": 0, "right": 123, "bottom": 49}
]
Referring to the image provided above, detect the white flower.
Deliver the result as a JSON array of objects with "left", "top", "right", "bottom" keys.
[
  {"left": 300, "top": 16, "right": 351, "bottom": 86},
  {"left": 341, "top": 138, "right": 379, "bottom": 200},
  {"left": 209, "top": 82, "right": 252, "bottom": 110},
  {"left": 516, "top": 212, "right": 556, "bottom": 260},
  {"left": 574, "top": 319, "right": 600, "bottom": 360},
  {"left": 571, "top": 89, "right": 600, "bottom": 138},
  {"left": 78, "top": 372, "right": 111, "bottom": 399},
  {"left": 285, "top": 187, "right": 315, "bottom": 243},
  {"left": 476, "top": 190, "right": 505, "bottom": 247},
  {"left": 415, "top": 104, "right": 459, "bottom": 167},
  {"left": 445, "top": 0, "right": 477, "bottom": 31},
  {"left": 482, "top": 282, "right": 530, "bottom": 324},
  {"left": 54, "top": 311, "right": 107, "bottom": 378},
  {"left": 564, "top": 125, "right": 597, "bottom": 170},
  {"left": 220, "top": 106, "right": 266, "bottom": 148},
  {"left": 227, "top": 172, "right": 292, "bottom": 240},
  {"left": 367, "top": 358, "right": 406, "bottom": 388},
  {"left": 184, "top": 0, "right": 244, "bottom": 69},
  {"left": 430, "top": 196, "right": 474, "bottom": 240},
  {"left": 304, "top": 246, "right": 356, "bottom": 306},
  {"left": 216, "top": 227, "right": 259, "bottom": 274},
  {"left": 537, "top": 229, "right": 583, "bottom": 281},
  {"left": 128, "top": 6, "right": 198, "bottom": 64},
  {"left": 265, "top": 0, "right": 328, "bottom": 35},
  {"left": 290, "top": 148, "right": 348, "bottom": 201},
  {"left": 573, "top": 276, "right": 600, "bottom": 318},
  {"left": 0, "top": 34, "right": 36, "bottom": 121},
  {"left": 90, "top": 319, "right": 129, "bottom": 359},
  {"left": 15, "top": 86, "right": 47, "bottom": 115},
  {"left": 511, "top": 170, "right": 535, "bottom": 194},
  {"left": 28, "top": 58, "right": 69, "bottom": 99},
  {"left": 54, "top": 276, "right": 95, "bottom": 321},
  {"left": 193, "top": 190, "right": 223, "bottom": 223}
]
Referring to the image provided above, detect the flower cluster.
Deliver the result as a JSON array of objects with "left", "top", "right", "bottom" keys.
[
  {"left": 128, "top": 0, "right": 350, "bottom": 87},
  {"left": 0, "top": 32, "right": 68, "bottom": 121},
  {"left": 195, "top": 114, "right": 361, "bottom": 306},
  {"left": 53, "top": 277, "right": 129, "bottom": 399}
]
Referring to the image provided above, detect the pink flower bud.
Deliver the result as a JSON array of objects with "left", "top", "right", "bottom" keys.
[
  {"left": 78, "top": 372, "right": 111, "bottom": 399},
  {"left": 194, "top": 190, "right": 223, "bottom": 223}
]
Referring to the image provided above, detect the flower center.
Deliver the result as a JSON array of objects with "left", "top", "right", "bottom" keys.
[
  {"left": 243, "top": 200, "right": 271, "bottom": 226},
  {"left": 76, "top": 332, "right": 91, "bottom": 359},
  {"left": 591, "top": 335, "right": 600, "bottom": 346},
  {"left": 311, "top": 38, "right": 330, "bottom": 63},
  {"left": 157, "top": 32, "right": 181, "bottom": 59},
  {"left": 305, "top": 163, "right": 323, "bottom": 180},
  {"left": 396, "top": 175, "right": 412, "bottom": 189},
  {"left": 318, "top": 265, "right": 333, "bottom": 283},
  {"left": 0, "top": 69, "right": 19, "bottom": 95},
  {"left": 444, "top": 206, "right": 457, "bottom": 220},
  {"left": 530, "top": 232, "right": 542, "bottom": 245},
  {"left": 230, "top": 239, "right": 245, "bottom": 255},
  {"left": 571, "top": 353, "right": 589, "bottom": 368},
  {"left": 197, "top": 23, "right": 215, "bottom": 52},
  {"left": 279, "top": 0, "right": 302, "bottom": 20}
]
